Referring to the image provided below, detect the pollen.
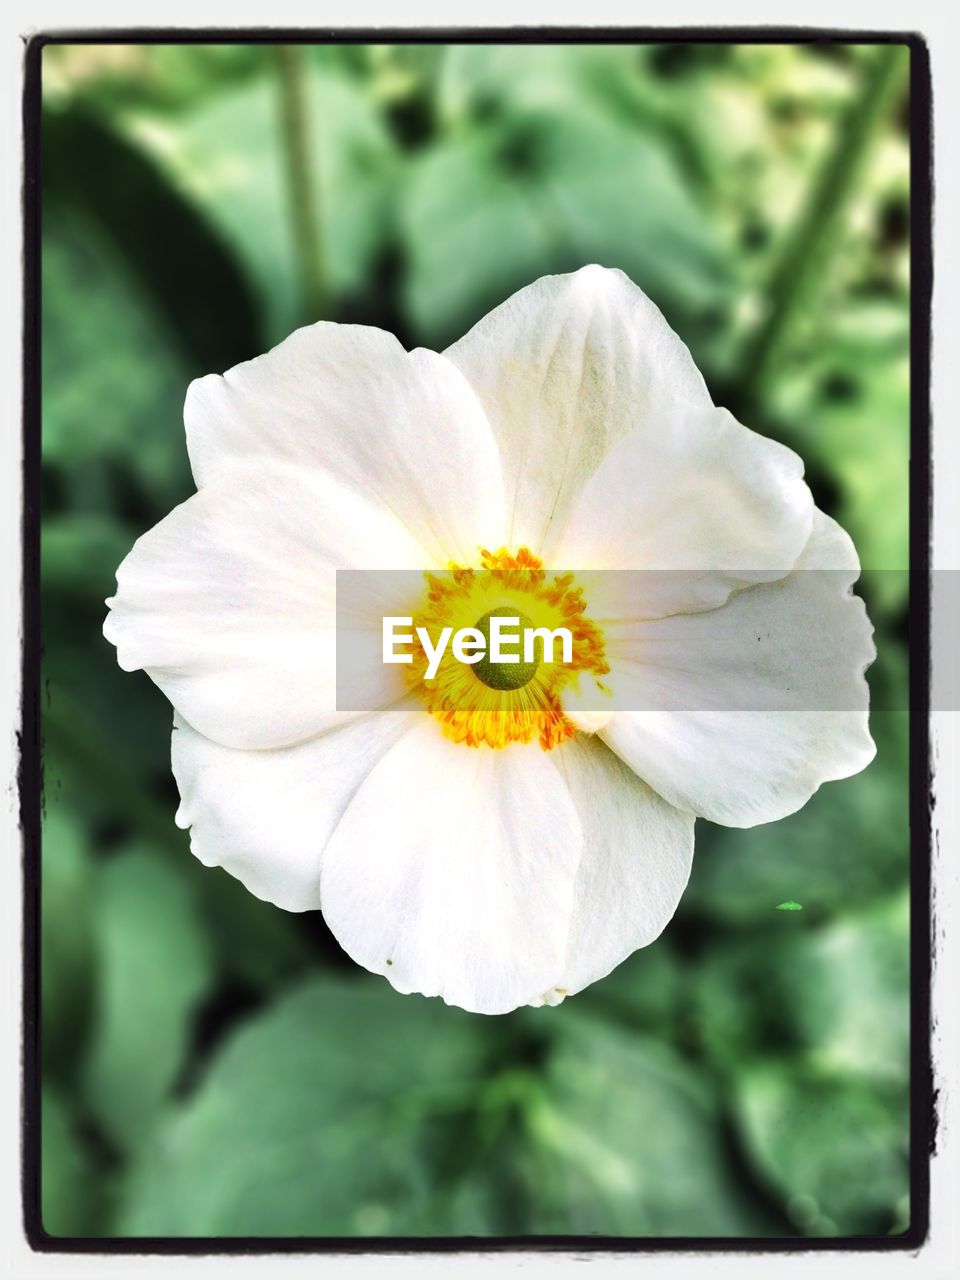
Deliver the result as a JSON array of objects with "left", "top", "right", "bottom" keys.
[{"left": 407, "top": 547, "right": 609, "bottom": 750}]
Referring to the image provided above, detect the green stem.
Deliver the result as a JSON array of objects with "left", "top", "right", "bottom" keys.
[
  {"left": 274, "top": 45, "right": 325, "bottom": 322},
  {"left": 737, "top": 44, "right": 908, "bottom": 398}
]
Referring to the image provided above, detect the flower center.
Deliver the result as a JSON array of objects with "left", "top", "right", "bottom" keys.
[
  {"left": 407, "top": 547, "right": 609, "bottom": 750},
  {"left": 473, "top": 606, "right": 539, "bottom": 691}
]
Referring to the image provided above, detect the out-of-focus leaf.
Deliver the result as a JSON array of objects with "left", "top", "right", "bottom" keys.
[
  {"left": 685, "top": 729, "right": 907, "bottom": 922},
  {"left": 118, "top": 977, "right": 487, "bottom": 1235},
  {"left": 41, "top": 1088, "right": 106, "bottom": 1238},
  {"left": 43, "top": 673, "right": 312, "bottom": 996},
  {"left": 691, "top": 892, "right": 909, "bottom": 1082},
  {"left": 43, "top": 610, "right": 176, "bottom": 791},
  {"left": 82, "top": 847, "right": 212, "bottom": 1154},
  {"left": 823, "top": 298, "right": 909, "bottom": 353},
  {"left": 41, "top": 806, "right": 96, "bottom": 1084},
  {"left": 401, "top": 125, "right": 556, "bottom": 345},
  {"left": 778, "top": 892, "right": 909, "bottom": 1084},
  {"left": 42, "top": 44, "right": 266, "bottom": 116},
  {"left": 42, "top": 210, "right": 191, "bottom": 508},
  {"left": 435, "top": 42, "right": 722, "bottom": 195},
  {"left": 437, "top": 44, "right": 641, "bottom": 122},
  {"left": 524, "top": 1016, "right": 777, "bottom": 1235},
  {"left": 565, "top": 938, "right": 686, "bottom": 1031},
  {"left": 43, "top": 107, "right": 261, "bottom": 374},
  {"left": 735, "top": 1066, "right": 908, "bottom": 1234},
  {"left": 123, "top": 65, "right": 399, "bottom": 341},
  {"left": 685, "top": 642, "right": 908, "bottom": 922},
  {"left": 42, "top": 514, "right": 138, "bottom": 601},
  {"left": 689, "top": 925, "right": 808, "bottom": 1071},
  {"left": 401, "top": 106, "right": 731, "bottom": 347},
  {"left": 771, "top": 321, "right": 909, "bottom": 607},
  {"left": 198, "top": 866, "right": 314, "bottom": 994},
  {"left": 42, "top": 516, "right": 159, "bottom": 792}
]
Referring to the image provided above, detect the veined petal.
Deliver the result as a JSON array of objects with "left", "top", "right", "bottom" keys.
[
  {"left": 319, "top": 719, "right": 584, "bottom": 1015},
  {"left": 545, "top": 737, "right": 694, "bottom": 1001},
  {"left": 444, "top": 265, "right": 712, "bottom": 556},
  {"left": 185, "top": 324, "right": 506, "bottom": 565},
  {"left": 104, "top": 461, "right": 425, "bottom": 750},
  {"left": 599, "top": 511, "right": 876, "bottom": 827},
  {"left": 171, "top": 711, "right": 419, "bottom": 912},
  {"left": 554, "top": 404, "right": 813, "bottom": 618}
]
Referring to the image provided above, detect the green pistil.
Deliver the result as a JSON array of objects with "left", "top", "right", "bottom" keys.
[{"left": 473, "top": 607, "right": 539, "bottom": 691}]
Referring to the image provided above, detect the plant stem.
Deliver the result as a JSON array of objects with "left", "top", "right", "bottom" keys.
[
  {"left": 274, "top": 45, "right": 325, "bottom": 322},
  {"left": 737, "top": 44, "right": 908, "bottom": 399}
]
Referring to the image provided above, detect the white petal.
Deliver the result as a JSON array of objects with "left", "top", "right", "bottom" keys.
[
  {"left": 599, "top": 511, "right": 876, "bottom": 827},
  {"left": 171, "top": 711, "right": 419, "bottom": 912},
  {"left": 554, "top": 404, "right": 813, "bottom": 617},
  {"left": 552, "top": 737, "right": 695, "bottom": 997},
  {"left": 444, "top": 265, "right": 713, "bottom": 555},
  {"left": 104, "top": 461, "right": 425, "bottom": 750},
  {"left": 185, "top": 323, "right": 505, "bottom": 565},
  {"left": 320, "top": 720, "right": 584, "bottom": 1015}
]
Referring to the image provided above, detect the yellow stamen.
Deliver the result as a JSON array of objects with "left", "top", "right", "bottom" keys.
[{"left": 407, "top": 547, "right": 608, "bottom": 750}]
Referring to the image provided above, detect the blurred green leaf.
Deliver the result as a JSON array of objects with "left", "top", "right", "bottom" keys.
[
  {"left": 771, "top": 314, "right": 910, "bottom": 604},
  {"left": 523, "top": 1016, "right": 777, "bottom": 1235},
  {"left": 735, "top": 1066, "right": 908, "bottom": 1234},
  {"left": 42, "top": 516, "right": 158, "bottom": 792},
  {"left": 437, "top": 44, "right": 642, "bottom": 123},
  {"left": 685, "top": 692, "right": 908, "bottom": 924},
  {"left": 778, "top": 892, "right": 909, "bottom": 1084},
  {"left": 44, "top": 107, "right": 261, "bottom": 375},
  {"left": 401, "top": 106, "right": 731, "bottom": 347},
  {"left": 123, "top": 65, "right": 399, "bottom": 340},
  {"left": 43, "top": 677, "right": 313, "bottom": 999},
  {"left": 401, "top": 125, "right": 555, "bottom": 344},
  {"left": 825, "top": 298, "right": 909, "bottom": 353},
  {"left": 42, "top": 209, "right": 192, "bottom": 508},
  {"left": 565, "top": 938, "right": 686, "bottom": 1032},
  {"left": 198, "top": 866, "right": 314, "bottom": 994},
  {"left": 435, "top": 43, "right": 724, "bottom": 199},
  {"left": 82, "top": 847, "right": 212, "bottom": 1154},
  {"left": 41, "top": 1088, "right": 107, "bottom": 1237},
  {"left": 118, "top": 977, "right": 487, "bottom": 1235},
  {"left": 43, "top": 44, "right": 267, "bottom": 116},
  {"left": 41, "top": 806, "right": 96, "bottom": 1084},
  {"left": 42, "top": 514, "right": 139, "bottom": 601},
  {"left": 691, "top": 934, "right": 799, "bottom": 1069},
  {"left": 43, "top": 609, "right": 176, "bottom": 792},
  {"left": 691, "top": 891, "right": 909, "bottom": 1083}
]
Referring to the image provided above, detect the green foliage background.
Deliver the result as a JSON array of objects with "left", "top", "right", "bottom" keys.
[{"left": 39, "top": 41, "right": 912, "bottom": 1240}]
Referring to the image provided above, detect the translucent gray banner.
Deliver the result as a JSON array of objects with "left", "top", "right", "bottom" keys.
[{"left": 335, "top": 569, "right": 931, "bottom": 713}]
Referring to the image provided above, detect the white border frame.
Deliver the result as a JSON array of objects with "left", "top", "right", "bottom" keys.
[{"left": 3, "top": 5, "right": 956, "bottom": 1276}]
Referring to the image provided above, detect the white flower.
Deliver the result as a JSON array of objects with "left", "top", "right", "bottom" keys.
[{"left": 104, "top": 266, "right": 875, "bottom": 1015}]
